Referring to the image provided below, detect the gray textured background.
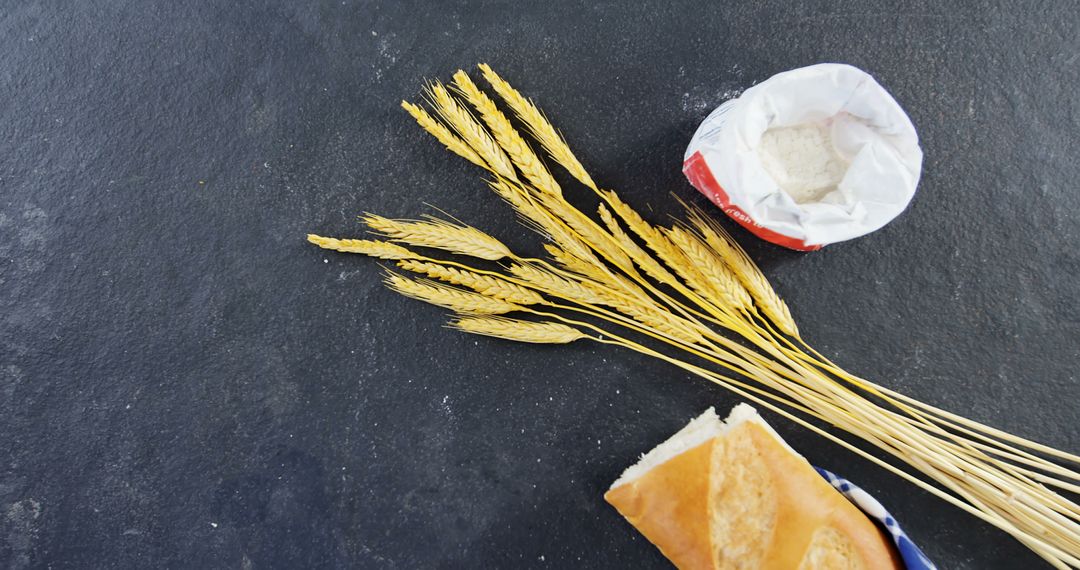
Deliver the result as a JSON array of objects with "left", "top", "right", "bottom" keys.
[{"left": 2, "top": 1, "right": 1078, "bottom": 568}]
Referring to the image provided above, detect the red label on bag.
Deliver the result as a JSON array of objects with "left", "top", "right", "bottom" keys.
[{"left": 682, "top": 151, "right": 821, "bottom": 252}]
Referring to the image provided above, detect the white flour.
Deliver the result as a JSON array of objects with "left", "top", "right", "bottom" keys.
[{"left": 758, "top": 121, "right": 848, "bottom": 204}]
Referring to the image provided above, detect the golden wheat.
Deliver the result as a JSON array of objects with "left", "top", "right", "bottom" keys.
[
  {"left": 485, "top": 179, "right": 551, "bottom": 236},
  {"left": 452, "top": 316, "right": 586, "bottom": 344},
  {"left": 540, "top": 244, "right": 605, "bottom": 281},
  {"left": 508, "top": 263, "right": 607, "bottom": 305},
  {"left": 426, "top": 81, "right": 518, "bottom": 181},
  {"left": 306, "top": 235, "right": 414, "bottom": 259},
  {"left": 580, "top": 280, "right": 705, "bottom": 345},
  {"left": 362, "top": 214, "right": 511, "bottom": 260},
  {"left": 686, "top": 206, "right": 799, "bottom": 336},
  {"left": 385, "top": 273, "right": 521, "bottom": 314},
  {"left": 400, "top": 101, "right": 488, "bottom": 170},
  {"left": 535, "top": 192, "right": 635, "bottom": 272},
  {"left": 601, "top": 190, "right": 693, "bottom": 275},
  {"left": 667, "top": 226, "right": 752, "bottom": 312},
  {"left": 452, "top": 70, "right": 562, "bottom": 197},
  {"left": 486, "top": 178, "right": 599, "bottom": 264},
  {"left": 597, "top": 203, "right": 682, "bottom": 288},
  {"left": 397, "top": 259, "right": 543, "bottom": 305},
  {"left": 478, "top": 63, "right": 597, "bottom": 192}
]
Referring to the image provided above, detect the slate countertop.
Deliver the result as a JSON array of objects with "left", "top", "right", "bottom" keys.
[{"left": 2, "top": 2, "right": 1078, "bottom": 568}]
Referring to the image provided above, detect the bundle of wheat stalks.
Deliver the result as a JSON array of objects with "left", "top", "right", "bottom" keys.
[{"left": 308, "top": 65, "right": 1080, "bottom": 567}]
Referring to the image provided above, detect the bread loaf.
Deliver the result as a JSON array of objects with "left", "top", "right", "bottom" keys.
[{"left": 605, "top": 405, "right": 903, "bottom": 570}]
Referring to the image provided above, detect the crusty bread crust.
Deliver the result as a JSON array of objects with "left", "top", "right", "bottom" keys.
[
  {"left": 605, "top": 408, "right": 903, "bottom": 570},
  {"left": 605, "top": 439, "right": 716, "bottom": 568},
  {"left": 716, "top": 422, "right": 902, "bottom": 570}
]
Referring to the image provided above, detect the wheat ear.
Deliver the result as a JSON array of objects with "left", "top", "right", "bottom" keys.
[
  {"left": 534, "top": 192, "right": 635, "bottom": 272},
  {"left": 306, "top": 235, "right": 414, "bottom": 259},
  {"left": 385, "top": 273, "right": 521, "bottom": 315},
  {"left": 400, "top": 101, "right": 488, "bottom": 170},
  {"left": 489, "top": 179, "right": 606, "bottom": 268},
  {"left": 452, "top": 70, "right": 562, "bottom": 197},
  {"left": 451, "top": 316, "right": 586, "bottom": 344},
  {"left": 667, "top": 226, "right": 752, "bottom": 312},
  {"left": 478, "top": 63, "right": 597, "bottom": 191},
  {"left": 686, "top": 204, "right": 798, "bottom": 336},
  {"left": 597, "top": 203, "right": 682, "bottom": 288},
  {"left": 507, "top": 263, "right": 607, "bottom": 305},
  {"left": 362, "top": 214, "right": 511, "bottom": 260},
  {"left": 580, "top": 280, "right": 705, "bottom": 345},
  {"left": 602, "top": 190, "right": 691, "bottom": 273},
  {"left": 426, "top": 81, "right": 518, "bottom": 182},
  {"left": 397, "top": 259, "right": 543, "bottom": 305}
]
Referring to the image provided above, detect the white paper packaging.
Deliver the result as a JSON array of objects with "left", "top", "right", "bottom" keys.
[{"left": 683, "top": 64, "right": 923, "bottom": 250}]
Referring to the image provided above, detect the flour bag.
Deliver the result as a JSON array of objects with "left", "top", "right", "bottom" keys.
[{"left": 683, "top": 64, "right": 923, "bottom": 250}]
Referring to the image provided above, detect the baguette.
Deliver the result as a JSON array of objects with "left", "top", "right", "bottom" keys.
[{"left": 605, "top": 405, "right": 903, "bottom": 570}]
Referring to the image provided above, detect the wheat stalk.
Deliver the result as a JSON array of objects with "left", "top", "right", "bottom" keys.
[
  {"left": 306, "top": 234, "right": 414, "bottom": 259},
  {"left": 400, "top": 101, "right": 488, "bottom": 170},
  {"left": 385, "top": 273, "right": 521, "bottom": 315},
  {"left": 397, "top": 259, "right": 543, "bottom": 305},
  {"left": 451, "top": 316, "right": 587, "bottom": 344},
  {"left": 667, "top": 226, "right": 752, "bottom": 312},
  {"left": 452, "top": 70, "right": 562, "bottom": 198},
  {"left": 685, "top": 203, "right": 799, "bottom": 336},
  {"left": 478, "top": 63, "right": 597, "bottom": 192},
  {"left": 362, "top": 213, "right": 511, "bottom": 260},
  {"left": 426, "top": 81, "right": 519, "bottom": 182}
]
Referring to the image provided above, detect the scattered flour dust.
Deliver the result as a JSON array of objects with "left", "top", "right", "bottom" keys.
[{"left": 758, "top": 121, "right": 848, "bottom": 204}]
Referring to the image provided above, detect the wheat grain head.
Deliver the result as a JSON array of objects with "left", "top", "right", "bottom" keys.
[
  {"left": 667, "top": 226, "right": 752, "bottom": 311},
  {"left": 602, "top": 191, "right": 703, "bottom": 286},
  {"left": 542, "top": 243, "right": 609, "bottom": 282},
  {"left": 488, "top": 179, "right": 600, "bottom": 264},
  {"left": 534, "top": 192, "right": 634, "bottom": 272},
  {"left": 596, "top": 203, "right": 682, "bottom": 289},
  {"left": 452, "top": 71, "right": 562, "bottom": 198},
  {"left": 307, "top": 235, "right": 414, "bottom": 259},
  {"left": 397, "top": 259, "right": 543, "bottom": 305},
  {"left": 362, "top": 214, "right": 511, "bottom": 260},
  {"left": 478, "top": 63, "right": 597, "bottom": 191},
  {"left": 579, "top": 280, "right": 705, "bottom": 345},
  {"left": 451, "top": 316, "right": 586, "bottom": 344},
  {"left": 385, "top": 273, "right": 522, "bottom": 314},
  {"left": 400, "top": 101, "right": 488, "bottom": 170},
  {"left": 686, "top": 206, "right": 798, "bottom": 336},
  {"left": 426, "top": 81, "right": 518, "bottom": 182},
  {"left": 508, "top": 263, "right": 607, "bottom": 305}
]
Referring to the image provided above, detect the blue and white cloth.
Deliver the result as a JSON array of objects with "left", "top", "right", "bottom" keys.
[{"left": 815, "top": 467, "right": 936, "bottom": 570}]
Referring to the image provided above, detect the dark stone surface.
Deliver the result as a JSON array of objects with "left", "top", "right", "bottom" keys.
[{"left": 1, "top": 1, "right": 1078, "bottom": 568}]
